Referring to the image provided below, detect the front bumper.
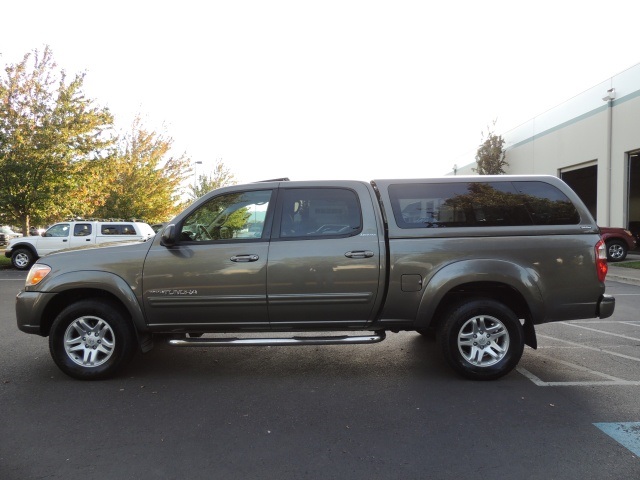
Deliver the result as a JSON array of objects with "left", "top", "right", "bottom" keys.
[
  {"left": 16, "top": 290, "right": 56, "bottom": 336},
  {"left": 597, "top": 294, "right": 615, "bottom": 319}
]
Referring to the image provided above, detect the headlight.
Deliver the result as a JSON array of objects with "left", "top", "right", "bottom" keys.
[{"left": 26, "top": 265, "right": 51, "bottom": 286}]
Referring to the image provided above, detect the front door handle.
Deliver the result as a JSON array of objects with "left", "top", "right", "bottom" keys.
[
  {"left": 344, "top": 250, "right": 374, "bottom": 259},
  {"left": 230, "top": 254, "right": 260, "bottom": 262}
]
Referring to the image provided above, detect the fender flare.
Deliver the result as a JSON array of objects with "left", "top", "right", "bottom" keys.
[
  {"left": 415, "top": 259, "right": 545, "bottom": 330},
  {"left": 43, "top": 270, "right": 148, "bottom": 334},
  {"left": 8, "top": 242, "right": 39, "bottom": 257}
]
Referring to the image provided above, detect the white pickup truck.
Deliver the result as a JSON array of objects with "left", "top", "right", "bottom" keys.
[{"left": 5, "top": 220, "right": 155, "bottom": 269}]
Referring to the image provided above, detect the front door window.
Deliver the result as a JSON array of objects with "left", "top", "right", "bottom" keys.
[{"left": 181, "top": 190, "right": 272, "bottom": 242}]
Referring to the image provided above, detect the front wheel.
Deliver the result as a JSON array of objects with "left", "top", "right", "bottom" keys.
[
  {"left": 438, "top": 298, "right": 524, "bottom": 380},
  {"left": 49, "top": 299, "right": 137, "bottom": 380},
  {"left": 12, "top": 248, "right": 35, "bottom": 270}
]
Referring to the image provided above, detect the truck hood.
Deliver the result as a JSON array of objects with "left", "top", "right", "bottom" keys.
[
  {"left": 7, "top": 235, "right": 36, "bottom": 248},
  {"left": 34, "top": 239, "right": 153, "bottom": 275}
]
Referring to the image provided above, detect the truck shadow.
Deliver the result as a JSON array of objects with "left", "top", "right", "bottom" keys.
[{"left": 124, "top": 332, "right": 452, "bottom": 382}]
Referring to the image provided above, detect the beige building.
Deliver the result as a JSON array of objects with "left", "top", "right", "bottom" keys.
[{"left": 458, "top": 62, "right": 640, "bottom": 237}]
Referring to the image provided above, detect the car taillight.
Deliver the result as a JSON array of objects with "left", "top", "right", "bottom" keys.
[{"left": 595, "top": 239, "right": 608, "bottom": 282}]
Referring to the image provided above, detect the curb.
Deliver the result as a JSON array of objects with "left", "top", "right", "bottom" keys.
[{"left": 607, "top": 266, "right": 640, "bottom": 286}]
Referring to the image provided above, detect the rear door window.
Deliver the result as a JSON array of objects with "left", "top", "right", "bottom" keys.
[
  {"left": 277, "top": 188, "right": 362, "bottom": 238},
  {"left": 74, "top": 224, "right": 92, "bottom": 236}
]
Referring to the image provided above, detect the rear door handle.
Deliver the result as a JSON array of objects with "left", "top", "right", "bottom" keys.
[
  {"left": 344, "top": 250, "right": 374, "bottom": 259},
  {"left": 230, "top": 254, "right": 260, "bottom": 262}
]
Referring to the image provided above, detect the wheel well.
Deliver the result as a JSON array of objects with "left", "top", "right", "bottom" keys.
[
  {"left": 39, "top": 289, "right": 131, "bottom": 337},
  {"left": 11, "top": 243, "right": 38, "bottom": 256},
  {"left": 429, "top": 281, "right": 537, "bottom": 348}
]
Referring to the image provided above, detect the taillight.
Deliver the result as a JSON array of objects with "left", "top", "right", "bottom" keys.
[{"left": 595, "top": 239, "right": 608, "bottom": 282}]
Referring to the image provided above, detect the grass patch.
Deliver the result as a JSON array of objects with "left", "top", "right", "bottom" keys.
[
  {"left": 614, "top": 261, "right": 640, "bottom": 269},
  {"left": 0, "top": 254, "right": 11, "bottom": 270}
]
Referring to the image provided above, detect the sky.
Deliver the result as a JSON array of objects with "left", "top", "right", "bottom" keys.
[{"left": 2, "top": 0, "right": 640, "bottom": 185}]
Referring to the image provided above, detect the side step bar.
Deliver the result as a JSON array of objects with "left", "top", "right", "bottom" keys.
[{"left": 168, "top": 331, "right": 386, "bottom": 347}]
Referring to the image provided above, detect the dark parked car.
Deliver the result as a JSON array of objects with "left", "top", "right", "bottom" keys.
[
  {"left": 29, "top": 226, "right": 46, "bottom": 236},
  {"left": 599, "top": 226, "right": 637, "bottom": 261},
  {"left": 0, "top": 226, "right": 22, "bottom": 245}
]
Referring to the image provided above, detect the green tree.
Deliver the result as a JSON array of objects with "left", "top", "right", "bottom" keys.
[
  {"left": 189, "top": 158, "right": 236, "bottom": 200},
  {"left": 92, "top": 116, "right": 191, "bottom": 223},
  {"left": 474, "top": 121, "right": 508, "bottom": 175},
  {"left": 0, "top": 46, "right": 115, "bottom": 232}
]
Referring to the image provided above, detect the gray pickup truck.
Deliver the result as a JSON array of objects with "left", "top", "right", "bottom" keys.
[{"left": 16, "top": 175, "right": 615, "bottom": 381}]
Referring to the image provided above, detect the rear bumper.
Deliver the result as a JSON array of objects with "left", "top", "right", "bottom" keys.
[{"left": 598, "top": 294, "right": 615, "bottom": 319}]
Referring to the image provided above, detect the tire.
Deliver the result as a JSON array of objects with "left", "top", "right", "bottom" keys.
[
  {"left": 11, "top": 248, "right": 35, "bottom": 270},
  {"left": 606, "top": 240, "right": 627, "bottom": 262},
  {"left": 49, "top": 299, "right": 137, "bottom": 380},
  {"left": 438, "top": 298, "right": 524, "bottom": 380}
]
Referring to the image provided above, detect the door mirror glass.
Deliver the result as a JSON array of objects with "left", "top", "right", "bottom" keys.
[{"left": 161, "top": 224, "right": 176, "bottom": 247}]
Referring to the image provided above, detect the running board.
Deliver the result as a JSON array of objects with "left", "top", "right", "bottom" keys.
[{"left": 167, "top": 331, "right": 386, "bottom": 347}]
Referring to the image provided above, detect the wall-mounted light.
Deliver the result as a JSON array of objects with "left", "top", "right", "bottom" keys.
[{"left": 602, "top": 88, "right": 615, "bottom": 102}]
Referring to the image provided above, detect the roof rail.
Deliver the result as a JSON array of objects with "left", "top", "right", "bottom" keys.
[
  {"left": 255, "top": 177, "right": 290, "bottom": 183},
  {"left": 61, "top": 218, "right": 148, "bottom": 223}
]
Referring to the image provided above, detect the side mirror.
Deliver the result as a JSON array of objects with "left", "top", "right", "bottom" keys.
[{"left": 161, "top": 224, "right": 177, "bottom": 247}]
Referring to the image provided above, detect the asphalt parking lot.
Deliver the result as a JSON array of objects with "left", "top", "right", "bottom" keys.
[{"left": 1, "top": 267, "right": 638, "bottom": 479}]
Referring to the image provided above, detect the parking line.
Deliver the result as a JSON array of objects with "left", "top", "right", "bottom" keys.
[
  {"left": 517, "top": 368, "right": 640, "bottom": 386},
  {"left": 537, "top": 333, "right": 640, "bottom": 363},
  {"left": 594, "top": 423, "right": 640, "bottom": 456},
  {"left": 517, "top": 354, "right": 640, "bottom": 387},
  {"left": 569, "top": 320, "right": 640, "bottom": 324},
  {"left": 559, "top": 322, "right": 640, "bottom": 342}
]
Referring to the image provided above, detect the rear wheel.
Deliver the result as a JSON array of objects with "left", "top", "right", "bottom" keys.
[
  {"left": 438, "top": 298, "right": 524, "bottom": 380},
  {"left": 11, "top": 248, "right": 35, "bottom": 270},
  {"left": 49, "top": 299, "right": 137, "bottom": 380},
  {"left": 606, "top": 239, "right": 627, "bottom": 262}
]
